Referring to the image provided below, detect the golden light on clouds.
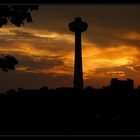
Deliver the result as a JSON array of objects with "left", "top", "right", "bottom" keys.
[
  {"left": 0, "top": 43, "right": 49, "bottom": 58},
  {"left": 35, "top": 32, "right": 74, "bottom": 43},
  {"left": 123, "top": 32, "right": 140, "bottom": 40},
  {"left": 83, "top": 45, "right": 139, "bottom": 76},
  {"left": 105, "top": 71, "right": 125, "bottom": 77},
  {"left": 0, "top": 25, "right": 140, "bottom": 88}
]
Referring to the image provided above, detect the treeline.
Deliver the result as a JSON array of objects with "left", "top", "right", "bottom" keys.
[{"left": 0, "top": 87, "right": 139, "bottom": 134}]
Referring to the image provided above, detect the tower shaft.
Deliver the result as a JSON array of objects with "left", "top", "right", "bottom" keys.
[
  {"left": 74, "top": 32, "right": 83, "bottom": 90},
  {"left": 68, "top": 17, "right": 88, "bottom": 90}
]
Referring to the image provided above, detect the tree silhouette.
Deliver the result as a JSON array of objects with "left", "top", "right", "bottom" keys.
[
  {"left": 0, "top": 55, "right": 18, "bottom": 72},
  {"left": 0, "top": 5, "right": 39, "bottom": 27},
  {"left": 0, "top": 5, "right": 39, "bottom": 71}
]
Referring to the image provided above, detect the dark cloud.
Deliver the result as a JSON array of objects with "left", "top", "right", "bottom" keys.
[
  {"left": 93, "top": 65, "right": 140, "bottom": 80},
  {"left": 29, "top": 6, "right": 140, "bottom": 33},
  {"left": 85, "top": 28, "right": 140, "bottom": 48},
  {"left": 0, "top": 28, "right": 74, "bottom": 54},
  {"left": 85, "top": 29, "right": 120, "bottom": 47},
  {"left": 28, "top": 5, "right": 140, "bottom": 48},
  {"left": 95, "top": 65, "right": 130, "bottom": 73},
  {"left": 18, "top": 57, "right": 64, "bottom": 70},
  {"left": 0, "top": 70, "right": 73, "bottom": 92},
  {"left": 5, "top": 53, "right": 65, "bottom": 71},
  {"left": 132, "top": 65, "right": 140, "bottom": 72},
  {"left": 32, "top": 41, "right": 73, "bottom": 53},
  {"left": 2, "top": 6, "right": 139, "bottom": 50},
  {"left": 0, "top": 38, "right": 15, "bottom": 47},
  {"left": 10, "top": 29, "right": 35, "bottom": 38},
  {"left": 118, "top": 38, "right": 140, "bottom": 47},
  {"left": 9, "top": 29, "right": 49, "bottom": 42},
  {"left": 11, "top": 28, "right": 74, "bottom": 51},
  {"left": 4, "top": 5, "right": 140, "bottom": 50}
]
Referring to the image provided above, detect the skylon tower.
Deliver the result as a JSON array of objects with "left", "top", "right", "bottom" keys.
[{"left": 68, "top": 17, "right": 88, "bottom": 90}]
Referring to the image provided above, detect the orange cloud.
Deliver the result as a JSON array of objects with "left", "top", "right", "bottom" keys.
[
  {"left": 105, "top": 71, "right": 125, "bottom": 77},
  {"left": 122, "top": 32, "right": 140, "bottom": 40},
  {"left": 1, "top": 26, "right": 140, "bottom": 88},
  {"left": 127, "top": 65, "right": 140, "bottom": 73}
]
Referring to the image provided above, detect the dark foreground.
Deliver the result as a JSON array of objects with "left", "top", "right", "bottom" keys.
[{"left": 0, "top": 87, "right": 140, "bottom": 135}]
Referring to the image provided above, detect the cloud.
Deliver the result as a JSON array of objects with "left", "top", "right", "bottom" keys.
[
  {"left": 90, "top": 66, "right": 126, "bottom": 77},
  {"left": 10, "top": 29, "right": 35, "bottom": 38},
  {"left": 0, "top": 70, "right": 73, "bottom": 91},
  {"left": 134, "top": 65, "right": 140, "bottom": 72},
  {"left": 127, "top": 65, "right": 140, "bottom": 73},
  {"left": 18, "top": 57, "right": 64, "bottom": 69},
  {"left": 22, "top": 5, "right": 140, "bottom": 49},
  {"left": 106, "top": 71, "right": 125, "bottom": 77},
  {"left": 0, "top": 27, "right": 75, "bottom": 54},
  {"left": 27, "top": 5, "right": 140, "bottom": 32}
]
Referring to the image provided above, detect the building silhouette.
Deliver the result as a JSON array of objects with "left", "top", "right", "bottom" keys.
[
  {"left": 68, "top": 17, "right": 88, "bottom": 90},
  {"left": 110, "top": 78, "right": 134, "bottom": 90}
]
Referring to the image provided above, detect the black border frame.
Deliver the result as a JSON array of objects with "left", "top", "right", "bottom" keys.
[{"left": 0, "top": 0, "right": 140, "bottom": 139}]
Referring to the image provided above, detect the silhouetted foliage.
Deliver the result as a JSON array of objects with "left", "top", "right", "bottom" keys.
[
  {"left": 0, "top": 5, "right": 39, "bottom": 70},
  {"left": 0, "top": 54, "right": 18, "bottom": 71},
  {"left": 0, "top": 5, "right": 39, "bottom": 27}
]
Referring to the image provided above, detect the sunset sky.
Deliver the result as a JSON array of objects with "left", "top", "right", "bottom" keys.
[{"left": 0, "top": 5, "right": 140, "bottom": 91}]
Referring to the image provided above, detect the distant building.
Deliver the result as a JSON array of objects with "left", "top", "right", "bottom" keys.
[{"left": 110, "top": 78, "right": 134, "bottom": 90}]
